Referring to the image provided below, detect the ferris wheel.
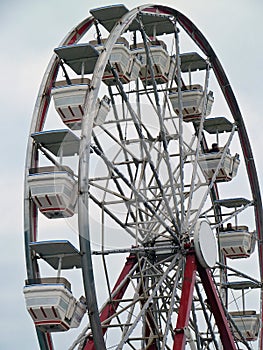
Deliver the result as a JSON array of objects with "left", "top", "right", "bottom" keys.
[{"left": 23, "top": 4, "right": 263, "bottom": 350}]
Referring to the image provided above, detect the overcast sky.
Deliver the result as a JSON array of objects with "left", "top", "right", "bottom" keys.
[{"left": 1, "top": 0, "right": 263, "bottom": 348}]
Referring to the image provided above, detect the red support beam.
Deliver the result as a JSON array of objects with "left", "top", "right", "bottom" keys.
[
  {"left": 84, "top": 254, "right": 137, "bottom": 350},
  {"left": 197, "top": 263, "right": 237, "bottom": 350},
  {"left": 173, "top": 250, "right": 197, "bottom": 350},
  {"left": 83, "top": 250, "right": 236, "bottom": 350}
]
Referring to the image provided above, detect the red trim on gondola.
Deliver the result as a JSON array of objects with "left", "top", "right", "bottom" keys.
[
  {"left": 40, "top": 207, "right": 74, "bottom": 217},
  {"left": 40, "top": 207, "right": 69, "bottom": 211},
  {"left": 68, "top": 105, "right": 75, "bottom": 117},
  {"left": 35, "top": 320, "right": 70, "bottom": 330},
  {"left": 141, "top": 74, "right": 168, "bottom": 82},
  {"left": 63, "top": 117, "right": 81, "bottom": 124},
  {"left": 79, "top": 105, "right": 84, "bottom": 116},
  {"left": 45, "top": 195, "right": 52, "bottom": 206},
  {"left": 40, "top": 307, "right": 48, "bottom": 318},
  {"left": 52, "top": 306, "right": 58, "bottom": 318},
  {"left": 29, "top": 307, "right": 38, "bottom": 319},
  {"left": 58, "top": 107, "right": 67, "bottom": 119},
  {"left": 55, "top": 194, "right": 63, "bottom": 206},
  {"left": 38, "top": 19, "right": 94, "bottom": 132},
  {"left": 102, "top": 73, "right": 130, "bottom": 83},
  {"left": 34, "top": 196, "right": 43, "bottom": 207}
]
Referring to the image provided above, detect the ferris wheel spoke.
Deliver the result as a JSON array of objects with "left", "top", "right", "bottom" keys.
[
  {"left": 90, "top": 144, "right": 179, "bottom": 244},
  {"left": 116, "top": 254, "right": 181, "bottom": 349},
  {"left": 89, "top": 192, "right": 141, "bottom": 241},
  {"left": 109, "top": 64, "right": 181, "bottom": 235},
  {"left": 185, "top": 65, "right": 211, "bottom": 226},
  {"left": 107, "top": 85, "right": 146, "bottom": 185},
  {"left": 89, "top": 171, "right": 142, "bottom": 235},
  {"left": 91, "top": 128, "right": 148, "bottom": 232},
  {"left": 145, "top": 145, "right": 180, "bottom": 232},
  {"left": 89, "top": 166, "right": 175, "bottom": 242},
  {"left": 93, "top": 126, "right": 139, "bottom": 170},
  {"left": 142, "top": 139, "right": 192, "bottom": 235},
  {"left": 160, "top": 258, "right": 183, "bottom": 350},
  {"left": 138, "top": 24, "right": 185, "bottom": 231},
  {"left": 92, "top": 118, "right": 178, "bottom": 237}
]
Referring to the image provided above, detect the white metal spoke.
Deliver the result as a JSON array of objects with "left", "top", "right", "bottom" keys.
[
  {"left": 185, "top": 65, "right": 211, "bottom": 226},
  {"left": 116, "top": 254, "right": 181, "bottom": 349},
  {"left": 174, "top": 24, "right": 186, "bottom": 232},
  {"left": 160, "top": 258, "right": 183, "bottom": 350}
]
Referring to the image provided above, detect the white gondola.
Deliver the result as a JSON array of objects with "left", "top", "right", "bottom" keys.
[
  {"left": 230, "top": 311, "right": 260, "bottom": 341},
  {"left": 219, "top": 226, "right": 256, "bottom": 259},
  {"left": 90, "top": 37, "right": 142, "bottom": 85},
  {"left": 28, "top": 166, "right": 77, "bottom": 219},
  {"left": 24, "top": 277, "right": 86, "bottom": 332},
  {"left": 51, "top": 79, "right": 110, "bottom": 130},
  {"left": 168, "top": 84, "right": 214, "bottom": 122},
  {"left": 198, "top": 150, "right": 240, "bottom": 182},
  {"left": 132, "top": 41, "right": 175, "bottom": 85}
]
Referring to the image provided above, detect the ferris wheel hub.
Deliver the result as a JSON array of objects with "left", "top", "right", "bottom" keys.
[{"left": 194, "top": 220, "right": 218, "bottom": 268}]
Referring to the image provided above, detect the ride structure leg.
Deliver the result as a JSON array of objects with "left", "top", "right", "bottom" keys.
[
  {"left": 173, "top": 250, "right": 237, "bottom": 350},
  {"left": 83, "top": 254, "right": 137, "bottom": 350},
  {"left": 197, "top": 263, "right": 237, "bottom": 350},
  {"left": 173, "top": 250, "right": 197, "bottom": 350}
]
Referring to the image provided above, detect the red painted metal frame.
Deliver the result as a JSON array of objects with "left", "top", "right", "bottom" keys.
[
  {"left": 83, "top": 254, "right": 137, "bottom": 350},
  {"left": 173, "top": 251, "right": 236, "bottom": 349},
  {"left": 198, "top": 264, "right": 237, "bottom": 349},
  {"left": 173, "top": 251, "right": 197, "bottom": 349}
]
